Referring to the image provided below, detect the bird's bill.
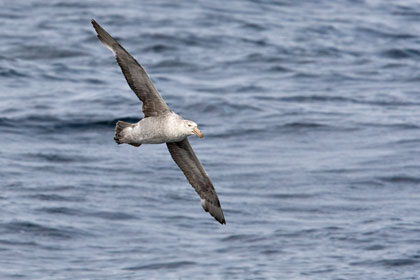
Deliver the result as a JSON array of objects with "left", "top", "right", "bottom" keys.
[{"left": 193, "top": 127, "right": 203, "bottom": 138}]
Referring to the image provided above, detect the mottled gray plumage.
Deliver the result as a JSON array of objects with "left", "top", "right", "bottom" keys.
[
  {"left": 92, "top": 19, "right": 170, "bottom": 118},
  {"left": 167, "top": 140, "right": 225, "bottom": 224},
  {"left": 92, "top": 19, "right": 226, "bottom": 224}
]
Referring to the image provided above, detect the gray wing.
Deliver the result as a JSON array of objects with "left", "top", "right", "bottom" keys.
[
  {"left": 167, "top": 139, "right": 226, "bottom": 224},
  {"left": 91, "top": 19, "right": 170, "bottom": 117}
]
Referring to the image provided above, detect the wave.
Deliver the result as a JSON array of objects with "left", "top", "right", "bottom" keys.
[
  {"left": 1, "top": 221, "right": 88, "bottom": 239},
  {"left": 351, "top": 257, "right": 420, "bottom": 267},
  {"left": 357, "top": 27, "right": 416, "bottom": 40},
  {"left": 12, "top": 45, "right": 88, "bottom": 61},
  {"left": 378, "top": 175, "right": 420, "bottom": 184},
  {"left": 29, "top": 193, "right": 83, "bottom": 202},
  {"left": 125, "top": 261, "right": 196, "bottom": 271},
  {"left": 208, "top": 121, "right": 333, "bottom": 139},
  {"left": 0, "top": 67, "right": 29, "bottom": 78},
  {"left": 381, "top": 48, "right": 420, "bottom": 60},
  {"left": 0, "top": 116, "right": 140, "bottom": 133},
  {"left": 278, "top": 94, "right": 420, "bottom": 107},
  {"left": 36, "top": 207, "right": 137, "bottom": 221}
]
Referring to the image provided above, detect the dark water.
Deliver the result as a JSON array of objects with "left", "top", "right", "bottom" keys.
[{"left": 2, "top": 0, "right": 420, "bottom": 279}]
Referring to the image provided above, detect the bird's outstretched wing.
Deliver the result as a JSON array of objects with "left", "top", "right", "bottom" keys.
[
  {"left": 91, "top": 19, "right": 170, "bottom": 117},
  {"left": 167, "top": 139, "right": 226, "bottom": 224}
]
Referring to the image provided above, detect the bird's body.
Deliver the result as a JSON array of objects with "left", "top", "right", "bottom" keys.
[
  {"left": 116, "top": 112, "right": 195, "bottom": 146},
  {"left": 91, "top": 19, "right": 225, "bottom": 224}
]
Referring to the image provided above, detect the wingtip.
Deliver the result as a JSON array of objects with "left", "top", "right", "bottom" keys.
[
  {"left": 216, "top": 216, "right": 226, "bottom": 225},
  {"left": 90, "top": 19, "right": 118, "bottom": 56},
  {"left": 201, "top": 199, "right": 226, "bottom": 225},
  {"left": 91, "top": 19, "right": 100, "bottom": 33},
  {"left": 217, "top": 213, "right": 226, "bottom": 225}
]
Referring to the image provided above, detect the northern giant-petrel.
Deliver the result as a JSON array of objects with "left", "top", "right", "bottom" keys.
[{"left": 91, "top": 19, "right": 226, "bottom": 224}]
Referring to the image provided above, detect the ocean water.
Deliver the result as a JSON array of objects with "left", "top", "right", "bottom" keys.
[{"left": 1, "top": 0, "right": 420, "bottom": 279}]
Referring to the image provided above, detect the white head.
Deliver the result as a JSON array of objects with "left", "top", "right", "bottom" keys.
[{"left": 184, "top": 120, "right": 203, "bottom": 138}]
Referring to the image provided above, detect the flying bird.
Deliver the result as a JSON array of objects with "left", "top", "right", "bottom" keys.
[{"left": 91, "top": 19, "right": 225, "bottom": 224}]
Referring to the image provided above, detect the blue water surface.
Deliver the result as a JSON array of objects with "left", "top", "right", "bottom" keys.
[{"left": 1, "top": 0, "right": 420, "bottom": 279}]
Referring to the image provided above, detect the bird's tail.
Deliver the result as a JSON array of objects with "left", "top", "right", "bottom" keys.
[{"left": 114, "top": 121, "right": 140, "bottom": 147}]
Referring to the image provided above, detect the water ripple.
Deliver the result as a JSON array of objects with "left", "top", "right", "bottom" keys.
[{"left": 2, "top": 0, "right": 420, "bottom": 279}]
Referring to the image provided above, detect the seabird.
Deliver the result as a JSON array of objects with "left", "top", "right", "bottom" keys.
[{"left": 91, "top": 19, "right": 226, "bottom": 224}]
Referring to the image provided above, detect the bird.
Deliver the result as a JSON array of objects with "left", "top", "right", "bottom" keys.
[{"left": 91, "top": 19, "right": 225, "bottom": 224}]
